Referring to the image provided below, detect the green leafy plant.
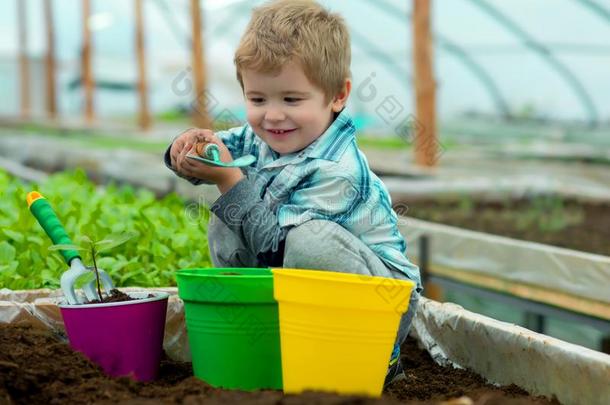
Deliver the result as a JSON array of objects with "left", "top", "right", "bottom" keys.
[
  {"left": 1, "top": 168, "right": 212, "bottom": 290},
  {"left": 49, "top": 232, "right": 136, "bottom": 300}
]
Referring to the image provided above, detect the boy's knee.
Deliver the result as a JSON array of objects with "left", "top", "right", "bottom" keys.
[
  {"left": 285, "top": 220, "right": 345, "bottom": 251},
  {"left": 283, "top": 220, "right": 400, "bottom": 279},
  {"left": 284, "top": 220, "right": 346, "bottom": 269}
]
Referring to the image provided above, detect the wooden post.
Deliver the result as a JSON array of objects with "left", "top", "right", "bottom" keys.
[
  {"left": 412, "top": 0, "right": 437, "bottom": 167},
  {"left": 17, "top": 0, "right": 30, "bottom": 119},
  {"left": 43, "top": 0, "right": 57, "bottom": 119},
  {"left": 190, "top": 0, "right": 211, "bottom": 128},
  {"left": 82, "top": 0, "right": 94, "bottom": 123},
  {"left": 135, "top": 0, "right": 151, "bottom": 130}
]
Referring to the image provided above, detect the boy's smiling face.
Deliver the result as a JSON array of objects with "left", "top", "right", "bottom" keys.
[{"left": 242, "top": 60, "right": 350, "bottom": 155}]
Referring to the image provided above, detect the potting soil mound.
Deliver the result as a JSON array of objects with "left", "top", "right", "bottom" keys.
[{"left": 0, "top": 324, "right": 557, "bottom": 405}]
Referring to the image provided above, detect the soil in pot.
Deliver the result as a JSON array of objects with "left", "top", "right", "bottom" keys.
[
  {"left": 0, "top": 323, "right": 557, "bottom": 405},
  {"left": 395, "top": 197, "right": 610, "bottom": 256},
  {"left": 84, "top": 289, "right": 156, "bottom": 304},
  {"left": 85, "top": 289, "right": 137, "bottom": 304}
]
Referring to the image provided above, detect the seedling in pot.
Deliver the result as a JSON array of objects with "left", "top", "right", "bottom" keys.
[
  {"left": 49, "top": 232, "right": 136, "bottom": 303},
  {"left": 26, "top": 191, "right": 134, "bottom": 304},
  {"left": 28, "top": 192, "right": 169, "bottom": 382}
]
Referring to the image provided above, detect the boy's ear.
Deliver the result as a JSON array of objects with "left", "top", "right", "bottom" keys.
[{"left": 331, "top": 79, "right": 352, "bottom": 112}]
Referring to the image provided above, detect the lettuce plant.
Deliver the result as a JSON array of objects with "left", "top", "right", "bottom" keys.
[{"left": 0, "top": 169, "right": 212, "bottom": 290}]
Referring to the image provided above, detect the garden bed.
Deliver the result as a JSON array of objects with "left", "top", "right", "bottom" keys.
[
  {"left": 0, "top": 158, "right": 601, "bottom": 404},
  {"left": 395, "top": 197, "right": 610, "bottom": 257},
  {"left": 393, "top": 196, "right": 610, "bottom": 356},
  {"left": 0, "top": 323, "right": 554, "bottom": 405}
]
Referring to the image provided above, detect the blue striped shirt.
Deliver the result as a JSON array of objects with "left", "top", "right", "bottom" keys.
[{"left": 168, "top": 110, "right": 421, "bottom": 290}]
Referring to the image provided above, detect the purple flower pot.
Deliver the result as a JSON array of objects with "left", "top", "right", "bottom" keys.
[{"left": 59, "top": 291, "right": 169, "bottom": 381}]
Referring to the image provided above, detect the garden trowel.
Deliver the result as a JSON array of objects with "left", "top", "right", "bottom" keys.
[
  {"left": 26, "top": 191, "right": 114, "bottom": 305},
  {"left": 187, "top": 142, "right": 256, "bottom": 168}
]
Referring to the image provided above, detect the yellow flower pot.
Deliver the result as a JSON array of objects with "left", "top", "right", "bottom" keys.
[{"left": 272, "top": 268, "right": 415, "bottom": 397}]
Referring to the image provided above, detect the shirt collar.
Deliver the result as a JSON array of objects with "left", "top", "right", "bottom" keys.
[{"left": 300, "top": 109, "right": 356, "bottom": 162}]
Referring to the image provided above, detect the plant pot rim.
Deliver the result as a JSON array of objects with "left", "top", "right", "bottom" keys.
[
  {"left": 58, "top": 291, "right": 169, "bottom": 309},
  {"left": 176, "top": 267, "right": 272, "bottom": 278}
]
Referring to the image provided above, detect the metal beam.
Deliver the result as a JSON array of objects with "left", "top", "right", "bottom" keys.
[
  {"left": 572, "top": 0, "right": 610, "bottom": 23},
  {"left": 468, "top": 0, "right": 599, "bottom": 126},
  {"left": 436, "top": 36, "right": 511, "bottom": 119}
]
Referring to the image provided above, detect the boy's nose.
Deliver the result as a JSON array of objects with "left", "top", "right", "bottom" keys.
[{"left": 264, "top": 107, "right": 285, "bottom": 122}]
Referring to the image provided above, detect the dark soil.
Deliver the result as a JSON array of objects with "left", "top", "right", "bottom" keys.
[
  {"left": 394, "top": 197, "right": 610, "bottom": 257},
  {"left": 85, "top": 289, "right": 155, "bottom": 304},
  {"left": 0, "top": 323, "right": 557, "bottom": 405},
  {"left": 86, "top": 289, "right": 137, "bottom": 304}
]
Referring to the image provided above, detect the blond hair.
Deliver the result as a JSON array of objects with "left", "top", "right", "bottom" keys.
[{"left": 234, "top": 0, "right": 351, "bottom": 102}]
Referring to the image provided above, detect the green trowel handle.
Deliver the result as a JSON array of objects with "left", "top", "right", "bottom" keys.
[{"left": 27, "top": 192, "right": 80, "bottom": 265}]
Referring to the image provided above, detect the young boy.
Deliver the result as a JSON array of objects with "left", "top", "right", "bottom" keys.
[{"left": 165, "top": 0, "right": 421, "bottom": 387}]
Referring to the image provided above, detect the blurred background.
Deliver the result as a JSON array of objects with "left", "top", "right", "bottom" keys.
[
  {"left": 1, "top": 0, "right": 610, "bottom": 129},
  {"left": 1, "top": 0, "right": 609, "bottom": 354}
]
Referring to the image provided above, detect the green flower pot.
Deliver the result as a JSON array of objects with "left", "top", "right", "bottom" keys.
[{"left": 176, "top": 268, "right": 282, "bottom": 390}]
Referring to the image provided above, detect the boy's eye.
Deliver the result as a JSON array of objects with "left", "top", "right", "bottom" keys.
[
  {"left": 284, "top": 97, "right": 302, "bottom": 103},
  {"left": 250, "top": 98, "right": 264, "bottom": 104}
]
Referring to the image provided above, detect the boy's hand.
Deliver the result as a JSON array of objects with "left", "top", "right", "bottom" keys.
[
  {"left": 171, "top": 128, "right": 243, "bottom": 193},
  {"left": 169, "top": 128, "right": 206, "bottom": 169}
]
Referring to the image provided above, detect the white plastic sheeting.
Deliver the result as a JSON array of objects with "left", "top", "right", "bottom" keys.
[
  {"left": 413, "top": 297, "right": 610, "bottom": 405},
  {"left": 2, "top": 288, "right": 609, "bottom": 404},
  {"left": 400, "top": 217, "right": 610, "bottom": 305}
]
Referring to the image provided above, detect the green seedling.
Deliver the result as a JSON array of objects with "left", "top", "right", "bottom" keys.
[{"left": 50, "top": 232, "right": 136, "bottom": 301}]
